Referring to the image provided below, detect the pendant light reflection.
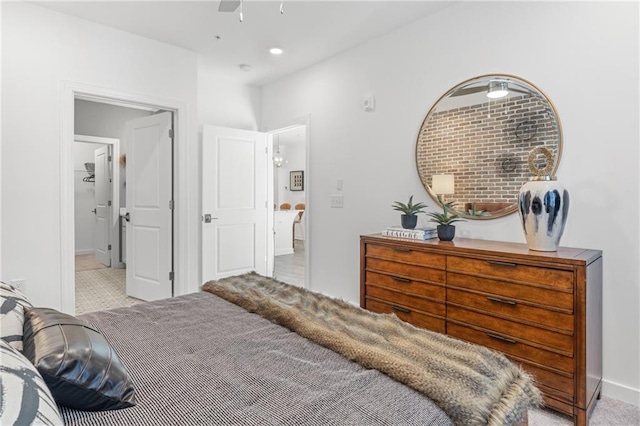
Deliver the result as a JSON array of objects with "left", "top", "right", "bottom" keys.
[
  {"left": 274, "top": 135, "right": 285, "bottom": 168},
  {"left": 487, "top": 80, "right": 509, "bottom": 99}
]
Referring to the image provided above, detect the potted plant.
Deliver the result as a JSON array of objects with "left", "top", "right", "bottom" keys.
[
  {"left": 391, "top": 195, "right": 428, "bottom": 229},
  {"left": 466, "top": 202, "right": 486, "bottom": 217},
  {"left": 427, "top": 200, "right": 465, "bottom": 241}
]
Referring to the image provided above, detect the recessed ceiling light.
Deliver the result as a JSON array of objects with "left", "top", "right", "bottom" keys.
[
  {"left": 269, "top": 47, "right": 284, "bottom": 55},
  {"left": 239, "top": 64, "right": 252, "bottom": 72}
]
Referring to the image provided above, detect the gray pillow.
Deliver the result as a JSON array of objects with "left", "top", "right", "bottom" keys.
[
  {"left": 0, "top": 339, "right": 63, "bottom": 425},
  {"left": 0, "top": 281, "right": 32, "bottom": 351},
  {"left": 23, "top": 307, "right": 137, "bottom": 411}
]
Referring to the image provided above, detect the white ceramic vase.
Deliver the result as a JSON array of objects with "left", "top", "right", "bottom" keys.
[{"left": 517, "top": 177, "right": 569, "bottom": 252}]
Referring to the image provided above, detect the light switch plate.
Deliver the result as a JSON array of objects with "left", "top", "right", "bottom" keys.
[{"left": 330, "top": 194, "right": 344, "bottom": 208}]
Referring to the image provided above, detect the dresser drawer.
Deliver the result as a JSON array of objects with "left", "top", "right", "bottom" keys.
[
  {"left": 447, "top": 256, "right": 574, "bottom": 290},
  {"left": 366, "top": 298, "right": 446, "bottom": 333},
  {"left": 513, "top": 359, "right": 574, "bottom": 403},
  {"left": 366, "top": 285, "right": 445, "bottom": 316},
  {"left": 366, "top": 243, "right": 446, "bottom": 268},
  {"left": 447, "top": 322, "right": 574, "bottom": 373},
  {"left": 447, "top": 306, "right": 574, "bottom": 355},
  {"left": 447, "top": 272, "right": 573, "bottom": 312},
  {"left": 365, "top": 271, "right": 445, "bottom": 300},
  {"left": 367, "top": 258, "right": 445, "bottom": 284},
  {"left": 447, "top": 288, "right": 574, "bottom": 332},
  {"left": 541, "top": 395, "right": 574, "bottom": 417}
]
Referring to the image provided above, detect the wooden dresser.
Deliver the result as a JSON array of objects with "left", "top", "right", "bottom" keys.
[{"left": 360, "top": 234, "right": 602, "bottom": 426}]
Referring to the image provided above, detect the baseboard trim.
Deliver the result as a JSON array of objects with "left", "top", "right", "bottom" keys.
[
  {"left": 275, "top": 248, "right": 294, "bottom": 256},
  {"left": 75, "top": 249, "right": 95, "bottom": 256},
  {"left": 602, "top": 379, "right": 640, "bottom": 406}
]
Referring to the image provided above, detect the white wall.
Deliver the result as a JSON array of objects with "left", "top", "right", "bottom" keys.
[
  {"left": 0, "top": 1, "right": 3, "bottom": 280},
  {"left": 73, "top": 142, "right": 102, "bottom": 254},
  {"left": 275, "top": 141, "right": 306, "bottom": 240},
  {"left": 276, "top": 143, "right": 306, "bottom": 207},
  {"left": 73, "top": 100, "right": 153, "bottom": 257},
  {"left": 1, "top": 3, "right": 198, "bottom": 307},
  {"left": 75, "top": 99, "right": 153, "bottom": 206},
  {"left": 198, "top": 69, "right": 261, "bottom": 131},
  {"left": 261, "top": 2, "right": 639, "bottom": 404}
]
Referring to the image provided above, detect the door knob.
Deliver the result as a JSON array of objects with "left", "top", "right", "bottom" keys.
[
  {"left": 91, "top": 208, "right": 97, "bottom": 214},
  {"left": 124, "top": 212, "right": 130, "bottom": 222},
  {"left": 203, "top": 214, "right": 218, "bottom": 223}
]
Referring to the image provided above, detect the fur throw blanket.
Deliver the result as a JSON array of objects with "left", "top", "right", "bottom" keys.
[{"left": 203, "top": 273, "right": 542, "bottom": 426}]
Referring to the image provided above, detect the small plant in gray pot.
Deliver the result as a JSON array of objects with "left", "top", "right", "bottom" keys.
[
  {"left": 391, "top": 195, "right": 428, "bottom": 229},
  {"left": 427, "top": 201, "right": 465, "bottom": 241}
]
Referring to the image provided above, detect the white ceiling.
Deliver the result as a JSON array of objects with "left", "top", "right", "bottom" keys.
[{"left": 33, "top": 0, "right": 453, "bottom": 86}]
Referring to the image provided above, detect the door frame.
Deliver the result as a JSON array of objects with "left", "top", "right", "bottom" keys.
[
  {"left": 60, "top": 82, "right": 187, "bottom": 314},
  {"left": 265, "top": 115, "right": 311, "bottom": 288},
  {"left": 74, "top": 135, "right": 122, "bottom": 268}
]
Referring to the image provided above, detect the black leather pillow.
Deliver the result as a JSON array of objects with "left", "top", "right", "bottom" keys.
[{"left": 22, "top": 307, "right": 136, "bottom": 411}]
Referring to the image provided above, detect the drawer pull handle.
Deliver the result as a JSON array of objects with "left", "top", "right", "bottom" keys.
[
  {"left": 487, "top": 296, "right": 517, "bottom": 306},
  {"left": 393, "top": 247, "right": 412, "bottom": 253},
  {"left": 391, "top": 305, "right": 411, "bottom": 314},
  {"left": 487, "top": 333, "right": 516, "bottom": 344},
  {"left": 487, "top": 260, "right": 517, "bottom": 267},
  {"left": 392, "top": 276, "right": 411, "bottom": 283}
]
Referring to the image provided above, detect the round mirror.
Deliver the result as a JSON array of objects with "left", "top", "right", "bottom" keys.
[{"left": 416, "top": 74, "right": 562, "bottom": 219}]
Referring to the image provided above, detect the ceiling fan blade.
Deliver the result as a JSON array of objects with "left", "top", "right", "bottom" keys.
[
  {"left": 218, "top": 0, "right": 241, "bottom": 12},
  {"left": 449, "top": 86, "right": 488, "bottom": 97}
]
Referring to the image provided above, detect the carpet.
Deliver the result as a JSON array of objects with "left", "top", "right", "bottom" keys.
[{"left": 529, "top": 396, "right": 639, "bottom": 425}]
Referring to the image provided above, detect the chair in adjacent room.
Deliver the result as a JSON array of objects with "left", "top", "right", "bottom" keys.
[{"left": 293, "top": 203, "right": 305, "bottom": 245}]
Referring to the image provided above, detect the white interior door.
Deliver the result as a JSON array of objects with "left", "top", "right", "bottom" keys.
[
  {"left": 125, "top": 112, "right": 173, "bottom": 301},
  {"left": 93, "top": 145, "right": 111, "bottom": 267},
  {"left": 202, "top": 125, "right": 268, "bottom": 283}
]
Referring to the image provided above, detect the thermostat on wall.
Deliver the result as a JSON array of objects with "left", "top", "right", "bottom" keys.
[{"left": 363, "top": 95, "right": 375, "bottom": 112}]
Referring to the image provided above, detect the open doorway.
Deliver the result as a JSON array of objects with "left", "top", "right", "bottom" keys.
[
  {"left": 61, "top": 83, "right": 185, "bottom": 315},
  {"left": 73, "top": 135, "right": 137, "bottom": 314},
  {"left": 73, "top": 99, "right": 155, "bottom": 314},
  {"left": 271, "top": 125, "right": 307, "bottom": 288}
]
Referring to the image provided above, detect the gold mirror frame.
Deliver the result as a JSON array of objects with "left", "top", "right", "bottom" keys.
[{"left": 416, "top": 74, "right": 563, "bottom": 220}]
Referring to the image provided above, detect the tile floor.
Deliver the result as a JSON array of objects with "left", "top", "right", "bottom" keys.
[
  {"left": 75, "top": 254, "right": 142, "bottom": 315},
  {"left": 274, "top": 239, "right": 305, "bottom": 288}
]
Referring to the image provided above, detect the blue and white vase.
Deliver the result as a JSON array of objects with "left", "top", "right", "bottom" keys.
[{"left": 517, "top": 177, "right": 569, "bottom": 252}]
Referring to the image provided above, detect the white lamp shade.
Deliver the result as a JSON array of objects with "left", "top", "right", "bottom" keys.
[{"left": 431, "top": 174, "right": 455, "bottom": 195}]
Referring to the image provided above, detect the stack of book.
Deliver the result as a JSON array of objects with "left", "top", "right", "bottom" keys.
[{"left": 382, "top": 226, "right": 438, "bottom": 241}]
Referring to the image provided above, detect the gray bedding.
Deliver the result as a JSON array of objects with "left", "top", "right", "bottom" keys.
[{"left": 60, "top": 292, "right": 452, "bottom": 426}]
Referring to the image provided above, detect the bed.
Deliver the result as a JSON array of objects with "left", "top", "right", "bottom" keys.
[{"left": 3, "top": 274, "right": 541, "bottom": 426}]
